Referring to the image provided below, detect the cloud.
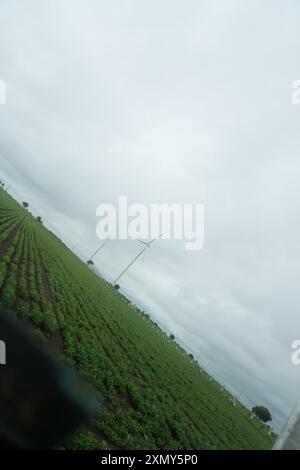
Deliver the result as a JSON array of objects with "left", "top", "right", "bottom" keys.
[{"left": 0, "top": 0, "right": 299, "bottom": 430}]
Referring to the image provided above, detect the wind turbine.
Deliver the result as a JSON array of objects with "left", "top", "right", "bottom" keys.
[
  {"left": 87, "top": 238, "right": 110, "bottom": 264},
  {"left": 113, "top": 234, "right": 165, "bottom": 286}
]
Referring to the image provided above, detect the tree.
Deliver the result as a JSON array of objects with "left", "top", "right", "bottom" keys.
[
  {"left": 36, "top": 216, "right": 43, "bottom": 224},
  {"left": 87, "top": 260, "right": 94, "bottom": 266},
  {"left": 22, "top": 201, "right": 29, "bottom": 209},
  {"left": 170, "top": 334, "right": 175, "bottom": 341},
  {"left": 114, "top": 284, "right": 120, "bottom": 290},
  {"left": 252, "top": 406, "right": 272, "bottom": 423},
  {"left": 188, "top": 353, "right": 194, "bottom": 360}
]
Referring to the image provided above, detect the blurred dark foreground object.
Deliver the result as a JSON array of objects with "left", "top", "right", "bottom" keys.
[{"left": 0, "top": 308, "right": 99, "bottom": 449}]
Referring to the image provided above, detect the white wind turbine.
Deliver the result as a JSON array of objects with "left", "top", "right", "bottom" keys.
[{"left": 113, "top": 233, "right": 165, "bottom": 286}]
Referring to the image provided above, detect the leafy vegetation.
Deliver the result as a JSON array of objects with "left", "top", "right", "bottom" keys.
[{"left": 0, "top": 187, "right": 275, "bottom": 450}]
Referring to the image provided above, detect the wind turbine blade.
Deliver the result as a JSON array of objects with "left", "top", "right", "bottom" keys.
[
  {"left": 148, "top": 231, "right": 168, "bottom": 245},
  {"left": 136, "top": 239, "right": 149, "bottom": 245},
  {"left": 140, "top": 248, "right": 146, "bottom": 266}
]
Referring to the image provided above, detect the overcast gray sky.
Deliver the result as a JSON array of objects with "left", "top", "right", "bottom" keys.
[{"left": 0, "top": 0, "right": 299, "bottom": 430}]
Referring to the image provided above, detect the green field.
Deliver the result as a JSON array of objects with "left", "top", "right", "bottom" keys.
[{"left": 0, "top": 187, "right": 274, "bottom": 449}]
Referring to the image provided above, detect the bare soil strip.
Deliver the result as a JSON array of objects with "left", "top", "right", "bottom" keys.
[
  {"left": 46, "top": 330, "right": 65, "bottom": 355},
  {"left": 31, "top": 231, "right": 65, "bottom": 354}
]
